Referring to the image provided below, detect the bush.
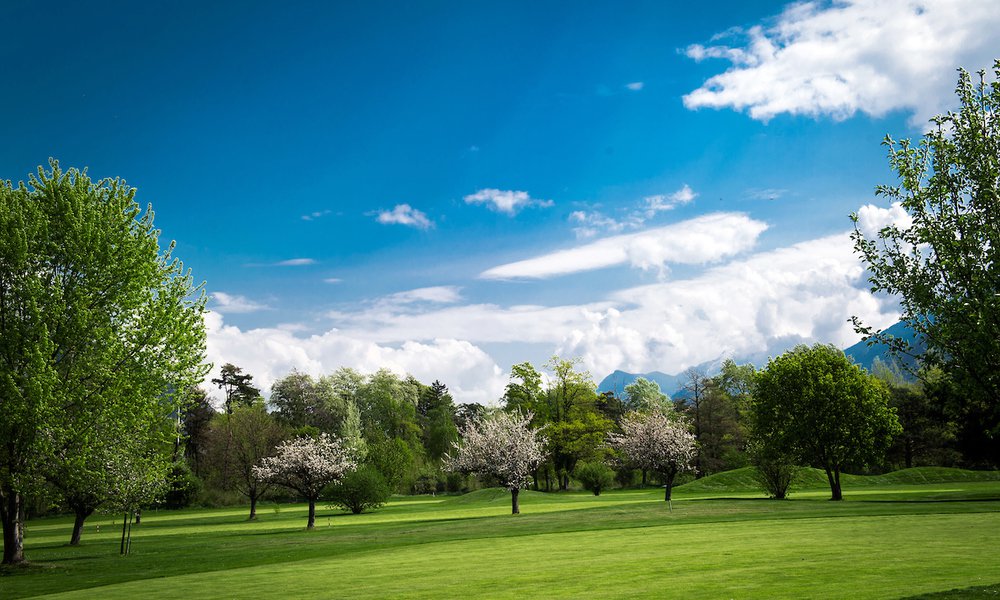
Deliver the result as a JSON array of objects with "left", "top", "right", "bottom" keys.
[
  {"left": 162, "top": 460, "right": 202, "bottom": 509},
  {"left": 749, "top": 443, "right": 798, "bottom": 499},
  {"left": 574, "top": 461, "right": 615, "bottom": 496},
  {"left": 326, "top": 465, "right": 391, "bottom": 514}
]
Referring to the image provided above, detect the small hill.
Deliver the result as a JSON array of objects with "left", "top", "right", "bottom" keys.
[{"left": 446, "top": 487, "right": 550, "bottom": 505}]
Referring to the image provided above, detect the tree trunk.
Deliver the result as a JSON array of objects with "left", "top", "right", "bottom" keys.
[
  {"left": 120, "top": 512, "right": 129, "bottom": 555},
  {"left": 70, "top": 504, "right": 94, "bottom": 546},
  {"left": 664, "top": 471, "right": 676, "bottom": 502},
  {"left": 510, "top": 487, "right": 520, "bottom": 514},
  {"left": 825, "top": 467, "right": 843, "bottom": 501},
  {"left": 306, "top": 499, "right": 316, "bottom": 529},
  {"left": 249, "top": 494, "right": 258, "bottom": 520},
  {"left": 134, "top": 509, "right": 141, "bottom": 525},
  {"left": 1, "top": 489, "right": 26, "bottom": 564},
  {"left": 641, "top": 469, "right": 647, "bottom": 487}
]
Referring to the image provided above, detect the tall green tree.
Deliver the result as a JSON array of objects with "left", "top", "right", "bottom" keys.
[
  {"left": 623, "top": 377, "right": 670, "bottom": 413},
  {"left": 417, "top": 381, "right": 459, "bottom": 462},
  {"left": 852, "top": 61, "right": 1000, "bottom": 466},
  {"left": 0, "top": 162, "right": 206, "bottom": 564},
  {"left": 751, "top": 345, "right": 901, "bottom": 500},
  {"left": 212, "top": 363, "right": 260, "bottom": 414}
]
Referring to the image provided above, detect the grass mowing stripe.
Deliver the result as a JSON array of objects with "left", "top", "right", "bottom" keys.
[{"left": 31, "top": 512, "right": 1000, "bottom": 600}]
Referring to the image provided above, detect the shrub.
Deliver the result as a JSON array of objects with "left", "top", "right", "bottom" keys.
[
  {"left": 574, "top": 461, "right": 615, "bottom": 496},
  {"left": 161, "top": 461, "right": 202, "bottom": 509},
  {"left": 326, "top": 465, "right": 391, "bottom": 514}
]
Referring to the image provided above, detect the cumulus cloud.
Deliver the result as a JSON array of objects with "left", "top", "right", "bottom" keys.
[
  {"left": 480, "top": 212, "right": 767, "bottom": 279},
  {"left": 683, "top": 0, "right": 1000, "bottom": 123},
  {"left": 464, "top": 189, "right": 553, "bottom": 215},
  {"left": 854, "top": 202, "right": 913, "bottom": 238},
  {"left": 377, "top": 204, "right": 434, "bottom": 229},
  {"left": 206, "top": 220, "right": 902, "bottom": 403},
  {"left": 210, "top": 292, "right": 270, "bottom": 314},
  {"left": 204, "top": 312, "right": 507, "bottom": 406}
]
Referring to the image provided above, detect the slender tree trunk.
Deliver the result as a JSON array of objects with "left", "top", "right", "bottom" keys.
[
  {"left": 70, "top": 504, "right": 94, "bottom": 546},
  {"left": 664, "top": 471, "right": 676, "bottom": 501},
  {"left": 641, "top": 469, "right": 647, "bottom": 487},
  {"left": 249, "top": 494, "right": 258, "bottom": 520},
  {"left": 120, "top": 512, "right": 129, "bottom": 555},
  {"left": 306, "top": 499, "right": 316, "bottom": 529},
  {"left": 1, "top": 489, "right": 26, "bottom": 564},
  {"left": 825, "top": 467, "right": 843, "bottom": 501},
  {"left": 134, "top": 509, "right": 141, "bottom": 525},
  {"left": 510, "top": 487, "right": 520, "bottom": 514}
]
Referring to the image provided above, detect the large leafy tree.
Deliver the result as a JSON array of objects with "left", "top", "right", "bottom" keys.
[
  {"left": 751, "top": 344, "right": 900, "bottom": 501},
  {"left": 851, "top": 62, "right": 1000, "bottom": 466},
  {"left": 0, "top": 162, "right": 206, "bottom": 564},
  {"left": 447, "top": 411, "right": 545, "bottom": 514}
]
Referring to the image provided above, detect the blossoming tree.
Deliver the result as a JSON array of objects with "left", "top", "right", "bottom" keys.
[
  {"left": 609, "top": 411, "right": 696, "bottom": 501},
  {"left": 447, "top": 411, "right": 545, "bottom": 514},
  {"left": 253, "top": 434, "right": 355, "bottom": 529}
]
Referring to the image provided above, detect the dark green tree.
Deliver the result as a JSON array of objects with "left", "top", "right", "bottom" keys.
[
  {"left": 751, "top": 344, "right": 901, "bottom": 500},
  {"left": 852, "top": 61, "right": 1000, "bottom": 466},
  {"left": 212, "top": 363, "right": 260, "bottom": 414},
  {"left": 0, "top": 162, "right": 206, "bottom": 564}
]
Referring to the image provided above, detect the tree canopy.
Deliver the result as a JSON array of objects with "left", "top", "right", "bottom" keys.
[
  {"left": 852, "top": 61, "right": 1000, "bottom": 466},
  {"left": 751, "top": 344, "right": 900, "bottom": 500},
  {"left": 0, "top": 161, "right": 207, "bottom": 564}
]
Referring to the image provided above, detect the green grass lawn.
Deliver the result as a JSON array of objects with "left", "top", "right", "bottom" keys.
[{"left": 3, "top": 467, "right": 999, "bottom": 599}]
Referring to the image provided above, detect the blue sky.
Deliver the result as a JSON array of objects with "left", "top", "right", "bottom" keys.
[{"left": 4, "top": 0, "right": 998, "bottom": 403}]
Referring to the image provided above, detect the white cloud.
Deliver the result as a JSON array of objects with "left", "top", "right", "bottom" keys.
[
  {"left": 301, "top": 210, "right": 331, "bottom": 221},
  {"left": 569, "top": 210, "right": 628, "bottom": 239},
  {"left": 275, "top": 258, "right": 316, "bottom": 266},
  {"left": 626, "top": 81, "right": 645, "bottom": 91},
  {"left": 854, "top": 202, "right": 913, "bottom": 238},
  {"left": 377, "top": 204, "right": 434, "bottom": 229},
  {"left": 464, "top": 189, "right": 553, "bottom": 215},
  {"left": 683, "top": 0, "right": 1000, "bottom": 123},
  {"left": 207, "top": 218, "right": 903, "bottom": 404},
  {"left": 382, "top": 286, "right": 463, "bottom": 305},
  {"left": 480, "top": 212, "right": 767, "bottom": 279},
  {"left": 645, "top": 184, "right": 697, "bottom": 214},
  {"left": 204, "top": 312, "right": 507, "bottom": 406},
  {"left": 323, "top": 277, "right": 343, "bottom": 284},
  {"left": 210, "top": 292, "right": 270, "bottom": 314}
]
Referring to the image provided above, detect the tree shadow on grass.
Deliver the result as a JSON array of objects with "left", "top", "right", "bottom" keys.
[{"left": 898, "top": 583, "right": 1000, "bottom": 598}]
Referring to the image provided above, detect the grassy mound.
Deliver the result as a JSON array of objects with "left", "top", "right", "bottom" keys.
[
  {"left": 675, "top": 466, "right": 1000, "bottom": 496},
  {"left": 445, "top": 487, "right": 551, "bottom": 505}
]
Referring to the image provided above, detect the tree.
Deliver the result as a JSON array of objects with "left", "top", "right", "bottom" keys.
[
  {"left": 212, "top": 363, "right": 260, "bottom": 414},
  {"left": 0, "top": 162, "right": 206, "bottom": 564},
  {"left": 206, "top": 403, "right": 287, "bottom": 520},
  {"left": 325, "top": 465, "right": 391, "bottom": 514},
  {"left": 608, "top": 411, "right": 696, "bottom": 501},
  {"left": 181, "top": 387, "right": 216, "bottom": 478},
  {"left": 253, "top": 434, "right": 356, "bottom": 529},
  {"left": 623, "top": 378, "right": 670, "bottom": 413},
  {"left": 417, "top": 381, "right": 459, "bottom": 462},
  {"left": 851, "top": 61, "right": 1000, "bottom": 466},
  {"left": 573, "top": 461, "right": 614, "bottom": 496},
  {"left": 751, "top": 344, "right": 901, "bottom": 501},
  {"left": 447, "top": 411, "right": 545, "bottom": 514}
]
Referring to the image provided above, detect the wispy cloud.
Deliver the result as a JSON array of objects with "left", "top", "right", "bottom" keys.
[
  {"left": 301, "top": 209, "right": 332, "bottom": 221},
  {"left": 746, "top": 188, "right": 786, "bottom": 201},
  {"left": 383, "top": 286, "right": 463, "bottom": 305},
  {"left": 323, "top": 277, "right": 343, "bottom": 284},
  {"left": 210, "top": 292, "right": 270, "bottom": 314},
  {"left": 275, "top": 258, "right": 316, "bottom": 266},
  {"left": 645, "top": 184, "right": 697, "bottom": 214},
  {"left": 683, "top": 0, "right": 1000, "bottom": 124},
  {"left": 625, "top": 81, "right": 644, "bottom": 91},
  {"left": 481, "top": 212, "right": 767, "bottom": 280},
  {"left": 464, "top": 189, "right": 553, "bottom": 216},
  {"left": 377, "top": 204, "right": 434, "bottom": 229}
]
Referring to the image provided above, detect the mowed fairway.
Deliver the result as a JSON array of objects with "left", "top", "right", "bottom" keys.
[{"left": 4, "top": 468, "right": 1000, "bottom": 599}]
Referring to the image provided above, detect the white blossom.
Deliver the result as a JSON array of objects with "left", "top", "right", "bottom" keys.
[
  {"left": 253, "top": 433, "right": 356, "bottom": 500},
  {"left": 447, "top": 411, "right": 545, "bottom": 491},
  {"left": 608, "top": 410, "right": 696, "bottom": 499}
]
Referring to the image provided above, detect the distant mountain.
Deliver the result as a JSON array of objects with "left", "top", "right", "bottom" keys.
[{"left": 598, "top": 321, "right": 923, "bottom": 397}]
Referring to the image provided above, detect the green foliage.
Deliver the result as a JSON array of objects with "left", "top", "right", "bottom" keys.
[
  {"left": 573, "top": 461, "right": 615, "bottom": 496},
  {"left": 851, "top": 61, "right": 1000, "bottom": 466},
  {"left": 212, "top": 364, "right": 261, "bottom": 414},
  {"left": 0, "top": 161, "right": 207, "bottom": 563},
  {"left": 623, "top": 377, "right": 669, "bottom": 413},
  {"left": 162, "top": 461, "right": 202, "bottom": 510},
  {"left": 269, "top": 370, "right": 351, "bottom": 435},
  {"left": 751, "top": 344, "right": 902, "bottom": 500},
  {"left": 325, "top": 466, "right": 391, "bottom": 514},
  {"left": 367, "top": 437, "right": 415, "bottom": 493}
]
